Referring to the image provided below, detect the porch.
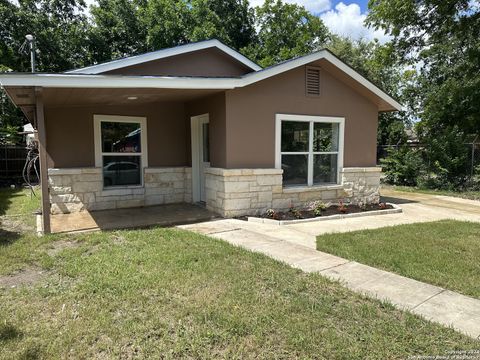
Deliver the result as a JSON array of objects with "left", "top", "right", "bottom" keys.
[
  {"left": 43, "top": 203, "right": 218, "bottom": 234},
  {"left": 3, "top": 86, "right": 227, "bottom": 234}
]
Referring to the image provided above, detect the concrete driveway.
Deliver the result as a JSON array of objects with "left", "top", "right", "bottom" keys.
[{"left": 286, "top": 188, "right": 480, "bottom": 244}]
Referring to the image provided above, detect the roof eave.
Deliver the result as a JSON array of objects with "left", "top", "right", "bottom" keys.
[
  {"left": 0, "top": 74, "right": 238, "bottom": 90},
  {"left": 66, "top": 39, "right": 262, "bottom": 75},
  {"left": 1, "top": 50, "right": 403, "bottom": 111}
]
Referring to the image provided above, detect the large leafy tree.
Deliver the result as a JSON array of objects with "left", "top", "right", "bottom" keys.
[
  {"left": 244, "top": 0, "right": 330, "bottom": 67},
  {"left": 188, "top": 0, "right": 256, "bottom": 50},
  {"left": 142, "top": 0, "right": 189, "bottom": 50},
  {"left": 367, "top": 0, "right": 480, "bottom": 186},
  {"left": 328, "top": 36, "right": 412, "bottom": 145},
  {"left": 367, "top": 0, "right": 480, "bottom": 135},
  {"left": 0, "top": 0, "right": 89, "bottom": 72},
  {"left": 0, "top": 0, "right": 90, "bottom": 141},
  {"left": 89, "top": 0, "right": 150, "bottom": 62},
  {"left": 89, "top": 0, "right": 257, "bottom": 60}
]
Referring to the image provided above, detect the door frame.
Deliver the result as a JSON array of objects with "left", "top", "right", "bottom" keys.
[{"left": 190, "top": 113, "right": 209, "bottom": 203}]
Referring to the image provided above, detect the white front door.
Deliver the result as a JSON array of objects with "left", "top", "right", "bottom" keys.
[{"left": 191, "top": 114, "right": 210, "bottom": 203}]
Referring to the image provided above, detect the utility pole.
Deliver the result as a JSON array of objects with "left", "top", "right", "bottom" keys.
[{"left": 25, "top": 34, "right": 35, "bottom": 73}]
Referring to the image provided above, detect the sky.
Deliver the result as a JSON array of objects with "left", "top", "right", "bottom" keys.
[{"left": 80, "top": 0, "right": 389, "bottom": 43}]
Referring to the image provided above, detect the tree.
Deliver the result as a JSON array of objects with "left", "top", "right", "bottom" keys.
[
  {"left": 142, "top": 0, "right": 189, "bottom": 50},
  {"left": 367, "top": 0, "right": 480, "bottom": 134},
  {"left": 188, "top": 0, "right": 256, "bottom": 50},
  {"left": 244, "top": 0, "right": 330, "bottom": 67},
  {"left": 89, "top": 0, "right": 150, "bottom": 62},
  {"left": 89, "top": 0, "right": 257, "bottom": 60},
  {"left": 0, "top": 0, "right": 90, "bottom": 140},
  {"left": 0, "top": 0, "right": 90, "bottom": 72},
  {"left": 367, "top": 0, "right": 480, "bottom": 187},
  {"left": 327, "top": 36, "right": 411, "bottom": 145}
]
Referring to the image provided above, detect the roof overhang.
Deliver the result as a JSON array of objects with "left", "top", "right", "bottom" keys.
[
  {"left": 2, "top": 86, "right": 36, "bottom": 123},
  {"left": 0, "top": 74, "right": 237, "bottom": 89},
  {"left": 0, "top": 50, "right": 403, "bottom": 112},
  {"left": 66, "top": 39, "right": 262, "bottom": 74}
]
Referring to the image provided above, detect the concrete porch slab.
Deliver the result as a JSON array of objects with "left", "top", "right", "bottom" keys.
[{"left": 46, "top": 203, "right": 217, "bottom": 234}]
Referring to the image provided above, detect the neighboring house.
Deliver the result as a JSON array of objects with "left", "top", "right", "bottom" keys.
[{"left": 0, "top": 39, "right": 401, "bottom": 233}]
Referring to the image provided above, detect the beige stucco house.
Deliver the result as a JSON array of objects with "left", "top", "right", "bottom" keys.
[{"left": 0, "top": 39, "right": 401, "bottom": 233}]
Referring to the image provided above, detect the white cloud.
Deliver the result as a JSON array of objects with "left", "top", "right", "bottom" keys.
[
  {"left": 249, "top": 0, "right": 331, "bottom": 14},
  {"left": 320, "top": 2, "right": 391, "bottom": 43}
]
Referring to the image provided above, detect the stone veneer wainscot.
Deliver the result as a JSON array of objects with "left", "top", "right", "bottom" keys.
[
  {"left": 205, "top": 167, "right": 382, "bottom": 217},
  {"left": 48, "top": 166, "right": 381, "bottom": 217},
  {"left": 48, "top": 167, "right": 192, "bottom": 214}
]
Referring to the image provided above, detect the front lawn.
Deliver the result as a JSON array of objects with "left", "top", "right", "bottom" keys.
[
  {"left": 317, "top": 220, "right": 480, "bottom": 299},
  {"left": 0, "top": 188, "right": 478, "bottom": 358}
]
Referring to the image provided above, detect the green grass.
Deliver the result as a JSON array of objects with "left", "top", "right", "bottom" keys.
[
  {"left": 0, "top": 187, "right": 44, "bottom": 274},
  {"left": 0, "top": 186, "right": 41, "bottom": 229},
  {"left": 0, "top": 186, "right": 40, "bottom": 217},
  {"left": 317, "top": 220, "right": 480, "bottom": 299},
  {"left": 0, "top": 189, "right": 478, "bottom": 358},
  {"left": 382, "top": 184, "right": 480, "bottom": 201}
]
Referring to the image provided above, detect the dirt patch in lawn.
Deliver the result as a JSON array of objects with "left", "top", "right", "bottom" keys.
[
  {"left": 46, "top": 240, "right": 82, "bottom": 256},
  {"left": 0, "top": 216, "right": 34, "bottom": 234},
  {"left": 0, "top": 267, "right": 48, "bottom": 288}
]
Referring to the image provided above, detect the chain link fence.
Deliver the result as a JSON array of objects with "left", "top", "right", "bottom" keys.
[
  {"left": 466, "top": 135, "right": 480, "bottom": 178},
  {"left": 377, "top": 134, "right": 480, "bottom": 184}
]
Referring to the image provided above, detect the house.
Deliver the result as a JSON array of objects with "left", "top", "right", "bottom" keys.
[{"left": 0, "top": 39, "right": 401, "bottom": 233}]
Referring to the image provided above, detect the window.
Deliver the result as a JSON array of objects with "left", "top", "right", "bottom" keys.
[
  {"left": 94, "top": 115, "right": 148, "bottom": 188},
  {"left": 275, "top": 114, "right": 344, "bottom": 187}
]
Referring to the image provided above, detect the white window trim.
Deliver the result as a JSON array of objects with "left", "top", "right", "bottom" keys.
[
  {"left": 93, "top": 114, "right": 148, "bottom": 189},
  {"left": 275, "top": 114, "right": 344, "bottom": 187}
]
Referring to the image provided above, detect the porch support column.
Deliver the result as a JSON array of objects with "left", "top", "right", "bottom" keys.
[{"left": 35, "top": 87, "right": 51, "bottom": 234}]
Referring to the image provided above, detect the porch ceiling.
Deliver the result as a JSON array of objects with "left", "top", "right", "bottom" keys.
[
  {"left": 2, "top": 86, "right": 224, "bottom": 122},
  {"left": 41, "top": 87, "right": 224, "bottom": 107}
]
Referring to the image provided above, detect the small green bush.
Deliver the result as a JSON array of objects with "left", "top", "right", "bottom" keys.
[{"left": 380, "top": 146, "right": 423, "bottom": 186}]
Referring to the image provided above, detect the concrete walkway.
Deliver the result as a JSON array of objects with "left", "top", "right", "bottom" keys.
[
  {"left": 179, "top": 191, "right": 480, "bottom": 339},
  {"left": 284, "top": 188, "right": 480, "bottom": 248}
]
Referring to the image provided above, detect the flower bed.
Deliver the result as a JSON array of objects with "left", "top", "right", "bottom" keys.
[{"left": 247, "top": 202, "right": 402, "bottom": 225}]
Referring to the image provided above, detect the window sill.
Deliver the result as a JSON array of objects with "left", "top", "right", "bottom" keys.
[{"left": 282, "top": 184, "right": 343, "bottom": 193}]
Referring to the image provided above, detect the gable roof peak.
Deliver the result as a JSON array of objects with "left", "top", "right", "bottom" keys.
[{"left": 66, "top": 39, "right": 262, "bottom": 75}]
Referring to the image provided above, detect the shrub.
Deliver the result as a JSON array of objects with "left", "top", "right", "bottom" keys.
[
  {"left": 337, "top": 200, "right": 348, "bottom": 213},
  {"left": 265, "top": 208, "right": 276, "bottom": 219},
  {"left": 381, "top": 146, "right": 423, "bottom": 186},
  {"left": 288, "top": 205, "right": 302, "bottom": 219},
  {"left": 418, "top": 126, "right": 471, "bottom": 190},
  {"left": 307, "top": 200, "right": 328, "bottom": 216}
]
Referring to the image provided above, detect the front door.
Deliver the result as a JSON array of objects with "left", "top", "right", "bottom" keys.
[{"left": 191, "top": 114, "right": 210, "bottom": 203}]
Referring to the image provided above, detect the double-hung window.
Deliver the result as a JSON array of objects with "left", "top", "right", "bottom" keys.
[
  {"left": 275, "top": 114, "right": 344, "bottom": 187},
  {"left": 94, "top": 115, "right": 148, "bottom": 188}
]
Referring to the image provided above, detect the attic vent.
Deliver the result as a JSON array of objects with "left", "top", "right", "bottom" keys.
[{"left": 306, "top": 66, "right": 321, "bottom": 97}]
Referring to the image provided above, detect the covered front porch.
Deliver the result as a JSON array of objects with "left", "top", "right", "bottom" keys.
[
  {"left": 43, "top": 203, "right": 217, "bottom": 234},
  {"left": 3, "top": 85, "right": 227, "bottom": 234}
]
